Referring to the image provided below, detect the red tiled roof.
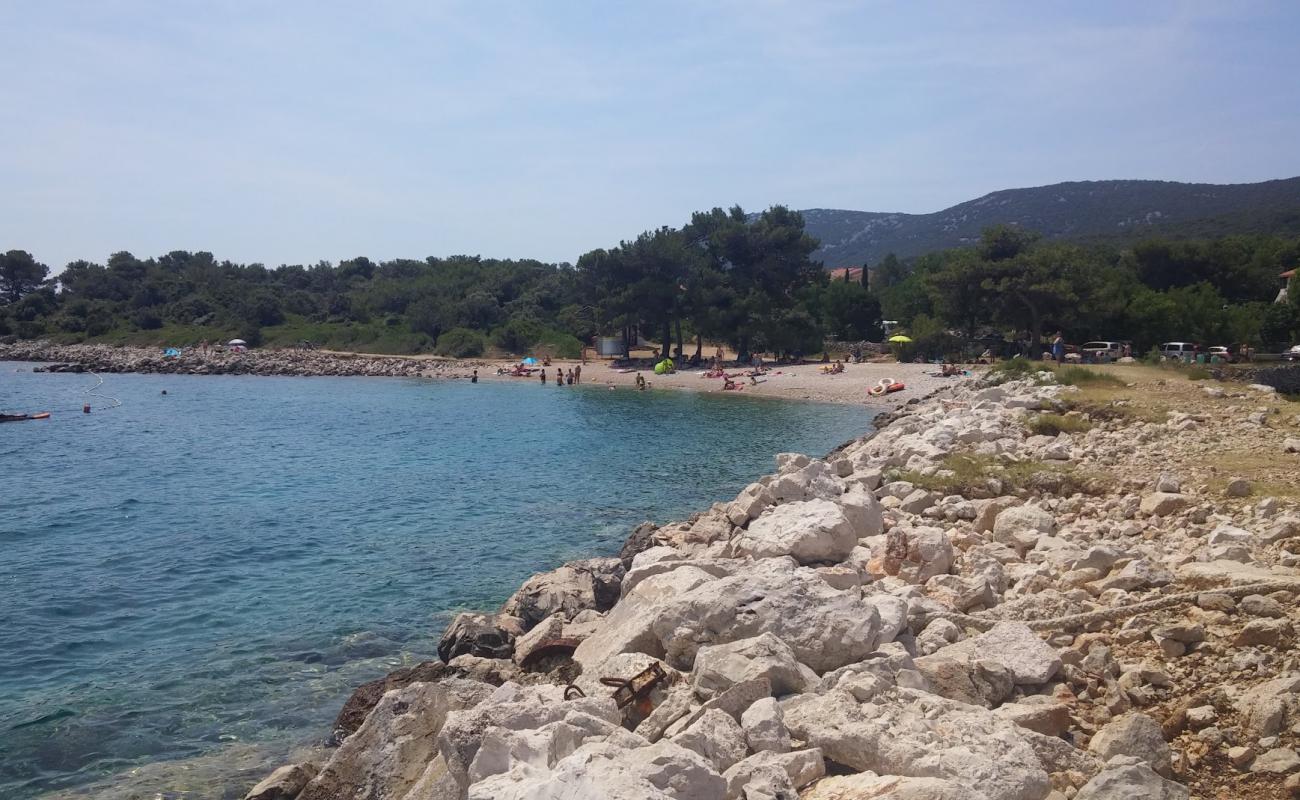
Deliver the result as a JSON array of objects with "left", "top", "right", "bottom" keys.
[{"left": 1282, "top": 269, "right": 1296, "bottom": 279}]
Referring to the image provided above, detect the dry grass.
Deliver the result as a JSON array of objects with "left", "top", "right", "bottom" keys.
[
  {"left": 890, "top": 453, "right": 1113, "bottom": 498},
  {"left": 1026, "top": 413, "right": 1092, "bottom": 436}
]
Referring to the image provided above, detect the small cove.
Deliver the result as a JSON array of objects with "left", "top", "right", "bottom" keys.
[{"left": 0, "top": 365, "right": 873, "bottom": 797}]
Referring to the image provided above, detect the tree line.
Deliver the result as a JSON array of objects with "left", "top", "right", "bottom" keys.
[
  {"left": 2, "top": 213, "right": 1297, "bottom": 361},
  {"left": 0, "top": 206, "right": 882, "bottom": 358},
  {"left": 873, "top": 226, "right": 1300, "bottom": 359}
]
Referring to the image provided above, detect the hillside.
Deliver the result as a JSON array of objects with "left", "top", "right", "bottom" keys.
[{"left": 804, "top": 177, "right": 1300, "bottom": 267}]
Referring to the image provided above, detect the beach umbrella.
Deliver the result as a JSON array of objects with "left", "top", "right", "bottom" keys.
[
  {"left": 888, "top": 335, "right": 913, "bottom": 343},
  {"left": 228, "top": 339, "right": 247, "bottom": 346}
]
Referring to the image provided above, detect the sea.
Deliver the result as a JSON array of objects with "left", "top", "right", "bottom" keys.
[{"left": 0, "top": 363, "right": 873, "bottom": 798}]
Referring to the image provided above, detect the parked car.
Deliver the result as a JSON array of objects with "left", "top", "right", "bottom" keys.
[
  {"left": 1160, "top": 342, "right": 1198, "bottom": 361},
  {"left": 1207, "top": 346, "right": 1235, "bottom": 363},
  {"left": 1080, "top": 341, "right": 1124, "bottom": 362},
  {"left": 1283, "top": 345, "right": 1300, "bottom": 362}
]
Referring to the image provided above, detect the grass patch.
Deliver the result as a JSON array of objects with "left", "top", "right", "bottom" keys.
[
  {"left": 1184, "top": 366, "right": 1211, "bottom": 380},
  {"left": 1027, "top": 413, "right": 1092, "bottom": 436},
  {"left": 1054, "top": 366, "right": 1126, "bottom": 386},
  {"left": 989, "top": 356, "right": 1039, "bottom": 379},
  {"left": 889, "top": 453, "right": 1112, "bottom": 498}
]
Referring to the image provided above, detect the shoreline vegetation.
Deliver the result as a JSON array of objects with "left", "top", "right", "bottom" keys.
[
  {"left": 3, "top": 214, "right": 1298, "bottom": 370},
  {"left": 52, "top": 362, "right": 1299, "bottom": 799}
]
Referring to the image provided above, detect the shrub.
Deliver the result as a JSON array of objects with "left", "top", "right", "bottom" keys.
[
  {"left": 1054, "top": 366, "right": 1124, "bottom": 386},
  {"left": 535, "top": 329, "right": 582, "bottom": 359},
  {"left": 492, "top": 317, "right": 543, "bottom": 354},
  {"left": 133, "top": 310, "right": 164, "bottom": 330},
  {"left": 1027, "top": 413, "right": 1093, "bottom": 436},
  {"left": 990, "top": 356, "right": 1038, "bottom": 379},
  {"left": 1185, "top": 366, "right": 1211, "bottom": 380},
  {"left": 435, "top": 327, "right": 486, "bottom": 358}
]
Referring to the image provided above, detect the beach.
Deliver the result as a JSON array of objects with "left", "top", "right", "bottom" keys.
[
  {"left": 479, "top": 359, "right": 966, "bottom": 406},
  {"left": 1, "top": 341, "right": 969, "bottom": 410}
]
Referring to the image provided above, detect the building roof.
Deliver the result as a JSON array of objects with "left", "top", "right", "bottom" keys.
[
  {"left": 1282, "top": 269, "right": 1296, "bottom": 279},
  {"left": 830, "top": 267, "right": 865, "bottom": 281}
]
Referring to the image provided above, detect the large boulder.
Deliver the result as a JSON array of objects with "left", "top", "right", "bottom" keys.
[
  {"left": 991, "top": 506, "right": 1056, "bottom": 554},
  {"left": 1087, "top": 714, "right": 1172, "bottom": 776},
  {"left": 467, "top": 739, "right": 727, "bottom": 800},
  {"left": 722, "top": 749, "right": 825, "bottom": 799},
  {"left": 649, "top": 559, "right": 884, "bottom": 673},
  {"left": 574, "top": 562, "right": 735, "bottom": 671},
  {"left": 1139, "top": 493, "right": 1191, "bottom": 517},
  {"left": 917, "top": 622, "right": 1060, "bottom": 686},
  {"left": 502, "top": 558, "right": 625, "bottom": 628},
  {"left": 438, "top": 612, "right": 525, "bottom": 662},
  {"left": 298, "top": 678, "right": 494, "bottom": 800},
  {"left": 800, "top": 772, "right": 987, "bottom": 799},
  {"left": 332, "top": 660, "right": 462, "bottom": 740},
  {"left": 672, "top": 709, "right": 749, "bottom": 773},
  {"left": 243, "top": 763, "right": 318, "bottom": 800},
  {"left": 784, "top": 684, "right": 1050, "bottom": 800},
  {"left": 732, "top": 500, "right": 858, "bottom": 565},
  {"left": 1074, "top": 758, "right": 1188, "bottom": 800},
  {"left": 438, "top": 683, "right": 625, "bottom": 790},
  {"left": 840, "top": 484, "right": 885, "bottom": 539},
  {"left": 692, "top": 633, "right": 812, "bottom": 698},
  {"left": 741, "top": 697, "right": 791, "bottom": 754}
]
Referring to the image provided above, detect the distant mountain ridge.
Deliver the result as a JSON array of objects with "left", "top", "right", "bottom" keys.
[{"left": 801, "top": 177, "right": 1300, "bottom": 267}]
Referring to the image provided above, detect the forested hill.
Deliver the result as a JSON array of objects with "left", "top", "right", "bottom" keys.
[{"left": 805, "top": 177, "right": 1300, "bottom": 267}]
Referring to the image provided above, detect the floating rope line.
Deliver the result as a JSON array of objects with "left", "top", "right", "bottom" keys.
[{"left": 82, "top": 371, "right": 123, "bottom": 411}]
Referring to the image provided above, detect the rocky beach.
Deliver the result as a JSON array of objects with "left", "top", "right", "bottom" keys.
[
  {"left": 0, "top": 341, "right": 478, "bottom": 380},
  {"left": 220, "top": 364, "right": 1300, "bottom": 800}
]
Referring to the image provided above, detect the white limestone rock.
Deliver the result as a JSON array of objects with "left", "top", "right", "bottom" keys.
[
  {"left": 1087, "top": 713, "right": 1172, "bottom": 777},
  {"left": 740, "top": 697, "right": 791, "bottom": 754},
  {"left": 672, "top": 709, "right": 749, "bottom": 773},
  {"left": 692, "top": 633, "right": 811, "bottom": 699},
  {"left": 733, "top": 500, "right": 857, "bottom": 565},
  {"left": 991, "top": 506, "right": 1056, "bottom": 554},
  {"left": 299, "top": 679, "right": 494, "bottom": 800},
  {"left": 1074, "top": 758, "right": 1188, "bottom": 800},
  {"left": 784, "top": 686, "right": 1051, "bottom": 800},
  {"left": 649, "top": 558, "right": 884, "bottom": 673},
  {"left": 722, "top": 749, "right": 824, "bottom": 799},
  {"left": 920, "top": 622, "right": 1061, "bottom": 685},
  {"left": 466, "top": 739, "right": 726, "bottom": 800}
]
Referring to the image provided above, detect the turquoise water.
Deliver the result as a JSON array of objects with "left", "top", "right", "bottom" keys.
[{"left": 0, "top": 364, "right": 872, "bottom": 797}]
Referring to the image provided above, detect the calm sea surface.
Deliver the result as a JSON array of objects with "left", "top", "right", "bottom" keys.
[{"left": 0, "top": 363, "right": 872, "bottom": 798}]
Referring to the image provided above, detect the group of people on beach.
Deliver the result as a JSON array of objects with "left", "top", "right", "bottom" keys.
[{"left": 539, "top": 366, "right": 580, "bottom": 386}]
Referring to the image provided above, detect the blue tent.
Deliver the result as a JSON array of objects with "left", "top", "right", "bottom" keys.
[
  {"left": 521, "top": 357, "right": 538, "bottom": 365},
  {"left": 163, "top": 348, "right": 181, "bottom": 358}
]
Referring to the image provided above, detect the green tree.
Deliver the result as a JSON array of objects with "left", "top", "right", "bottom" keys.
[{"left": 0, "top": 250, "right": 49, "bottom": 304}]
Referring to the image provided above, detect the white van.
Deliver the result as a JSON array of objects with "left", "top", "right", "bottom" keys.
[
  {"left": 1080, "top": 341, "right": 1124, "bottom": 362},
  {"left": 1160, "top": 342, "right": 1197, "bottom": 361}
]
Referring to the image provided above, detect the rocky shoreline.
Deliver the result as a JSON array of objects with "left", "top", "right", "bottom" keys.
[
  {"left": 233, "top": 369, "right": 1300, "bottom": 800},
  {"left": 0, "top": 341, "right": 479, "bottom": 379}
]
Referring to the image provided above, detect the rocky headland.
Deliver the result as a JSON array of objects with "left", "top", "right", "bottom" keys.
[
  {"left": 230, "top": 365, "right": 1300, "bottom": 800},
  {"left": 0, "top": 341, "right": 479, "bottom": 379}
]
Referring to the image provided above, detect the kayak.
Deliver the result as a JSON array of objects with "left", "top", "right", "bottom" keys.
[{"left": 0, "top": 412, "right": 51, "bottom": 422}]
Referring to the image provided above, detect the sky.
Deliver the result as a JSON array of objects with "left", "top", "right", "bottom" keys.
[{"left": 3, "top": 1, "right": 1299, "bottom": 271}]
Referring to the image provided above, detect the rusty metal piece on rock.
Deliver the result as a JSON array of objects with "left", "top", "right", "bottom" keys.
[
  {"left": 599, "top": 662, "right": 668, "bottom": 715},
  {"left": 518, "top": 636, "right": 582, "bottom": 670},
  {"left": 563, "top": 684, "right": 586, "bottom": 700}
]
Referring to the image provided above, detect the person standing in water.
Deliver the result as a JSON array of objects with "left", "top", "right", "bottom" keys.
[
  {"left": 540, "top": 368, "right": 547, "bottom": 385},
  {"left": 574, "top": 364, "right": 581, "bottom": 384},
  {"left": 471, "top": 369, "right": 478, "bottom": 384},
  {"left": 566, "top": 369, "right": 573, "bottom": 385}
]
